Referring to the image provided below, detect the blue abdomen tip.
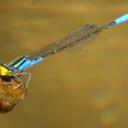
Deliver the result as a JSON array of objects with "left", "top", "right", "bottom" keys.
[{"left": 115, "top": 13, "right": 128, "bottom": 25}]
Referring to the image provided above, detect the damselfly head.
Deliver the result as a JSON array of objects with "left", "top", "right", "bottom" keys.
[{"left": 0, "top": 64, "right": 27, "bottom": 113}]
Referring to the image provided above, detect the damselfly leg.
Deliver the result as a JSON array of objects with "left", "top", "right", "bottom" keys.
[{"left": 18, "top": 71, "right": 31, "bottom": 88}]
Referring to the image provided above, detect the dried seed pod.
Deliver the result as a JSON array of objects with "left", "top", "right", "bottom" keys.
[{"left": 0, "top": 76, "right": 27, "bottom": 113}]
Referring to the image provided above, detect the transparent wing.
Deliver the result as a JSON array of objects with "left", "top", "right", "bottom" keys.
[{"left": 29, "top": 24, "right": 98, "bottom": 59}]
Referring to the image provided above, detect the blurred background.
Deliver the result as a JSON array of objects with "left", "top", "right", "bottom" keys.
[{"left": 0, "top": 0, "right": 128, "bottom": 128}]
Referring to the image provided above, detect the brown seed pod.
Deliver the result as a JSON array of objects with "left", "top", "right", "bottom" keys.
[{"left": 0, "top": 76, "right": 27, "bottom": 113}]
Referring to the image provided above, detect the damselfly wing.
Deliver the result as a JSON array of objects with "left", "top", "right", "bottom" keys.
[{"left": 0, "top": 24, "right": 97, "bottom": 113}]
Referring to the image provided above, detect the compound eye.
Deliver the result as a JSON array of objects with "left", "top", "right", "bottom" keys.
[
  {"left": 0, "top": 66, "right": 9, "bottom": 76},
  {"left": 0, "top": 65, "right": 13, "bottom": 77}
]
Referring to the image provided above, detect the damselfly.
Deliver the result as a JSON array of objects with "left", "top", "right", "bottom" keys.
[{"left": 0, "top": 13, "right": 128, "bottom": 113}]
